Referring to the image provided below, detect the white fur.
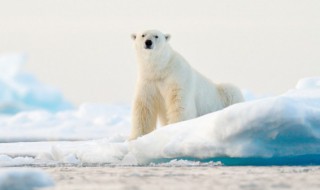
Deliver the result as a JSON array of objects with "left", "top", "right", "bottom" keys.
[{"left": 129, "top": 30, "right": 244, "bottom": 140}]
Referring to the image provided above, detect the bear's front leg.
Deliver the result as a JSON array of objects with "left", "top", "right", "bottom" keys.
[
  {"left": 165, "top": 84, "right": 197, "bottom": 124},
  {"left": 165, "top": 85, "right": 186, "bottom": 124},
  {"left": 129, "top": 85, "right": 158, "bottom": 140}
]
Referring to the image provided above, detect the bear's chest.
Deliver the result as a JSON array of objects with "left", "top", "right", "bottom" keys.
[{"left": 152, "top": 79, "right": 179, "bottom": 101}]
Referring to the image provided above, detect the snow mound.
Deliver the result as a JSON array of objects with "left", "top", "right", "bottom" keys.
[
  {"left": 0, "top": 53, "right": 72, "bottom": 114},
  {"left": 0, "top": 169, "right": 54, "bottom": 190}
]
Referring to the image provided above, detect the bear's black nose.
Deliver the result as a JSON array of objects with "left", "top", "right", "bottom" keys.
[{"left": 145, "top": 40, "right": 153, "bottom": 47}]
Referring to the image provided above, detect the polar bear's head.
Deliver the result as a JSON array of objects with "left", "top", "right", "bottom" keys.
[{"left": 131, "top": 30, "right": 171, "bottom": 60}]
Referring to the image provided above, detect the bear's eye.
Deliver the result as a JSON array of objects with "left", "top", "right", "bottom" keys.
[
  {"left": 155, "top": 35, "right": 158, "bottom": 39},
  {"left": 142, "top": 34, "right": 145, "bottom": 38}
]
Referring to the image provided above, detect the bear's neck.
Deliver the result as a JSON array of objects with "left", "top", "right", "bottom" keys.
[{"left": 137, "top": 46, "right": 174, "bottom": 81}]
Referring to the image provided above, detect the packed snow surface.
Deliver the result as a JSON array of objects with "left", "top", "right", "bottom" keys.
[
  {"left": 0, "top": 54, "right": 320, "bottom": 166},
  {"left": 39, "top": 166, "right": 320, "bottom": 190},
  {"left": 0, "top": 168, "right": 54, "bottom": 190}
]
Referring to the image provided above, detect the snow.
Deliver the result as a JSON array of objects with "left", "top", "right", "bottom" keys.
[
  {"left": 0, "top": 53, "right": 72, "bottom": 114},
  {"left": 0, "top": 169, "right": 54, "bottom": 190},
  {"left": 1, "top": 84, "right": 320, "bottom": 166},
  {"left": 0, "top": 54, "right": 320, "bottom": 166}
]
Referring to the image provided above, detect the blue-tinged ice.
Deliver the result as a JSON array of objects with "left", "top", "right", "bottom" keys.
[{"left": 0, "top": 54, "right": 72, "bottom": 114}]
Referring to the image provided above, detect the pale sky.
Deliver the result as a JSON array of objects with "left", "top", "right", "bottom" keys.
[{"left": 0, "top": 0, "right": 319, "bottom": 105}]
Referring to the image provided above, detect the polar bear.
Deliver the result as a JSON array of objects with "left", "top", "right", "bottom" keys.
[{"left": 129, "top": 30, "right": 244, "bottom": 140}]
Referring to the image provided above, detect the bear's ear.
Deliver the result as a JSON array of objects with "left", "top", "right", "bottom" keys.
[
  {"left": 131, "top": 34, "right": 136, "bottom": 40},
  {"left": 165, "top": 34, "right": 171, "bottom": 41}
]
